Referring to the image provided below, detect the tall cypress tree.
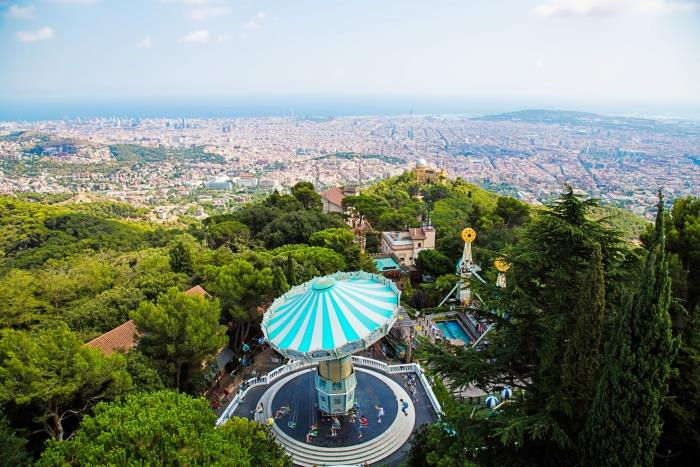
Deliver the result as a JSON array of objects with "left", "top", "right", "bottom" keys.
[
  {"left": 420, "top": 187, "right": 627, "bottom": 465},
  {"left": 558, "top": 244, "right": 605, "bottom": 430},
  {"left": 583, "top": 195, "right": 677, "bottom": 466},
  {"left": 658, "top": 304, "right": 700, "bottom": 464}
]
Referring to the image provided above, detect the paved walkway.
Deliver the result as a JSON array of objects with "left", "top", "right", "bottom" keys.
[{"left": 213, "top": 346, "right": 282, "bottom": 418}]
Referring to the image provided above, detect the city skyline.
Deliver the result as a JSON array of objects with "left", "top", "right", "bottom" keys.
[
  {"left": 2, "top": 111, "right": 698, "bottom": 220},
  {"left": 1, "top": 0, "right": 699, "bottom": 118}
]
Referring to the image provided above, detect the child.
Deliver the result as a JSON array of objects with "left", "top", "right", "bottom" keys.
[
  {"left": 274, "top": 405, "right": 291, "bottom": 419},
  {"left": 358, "top": 414, "right": 368, "bottom": 439},
  {"left": 306, "top": 424, "right": 318, "bottom": 443},
  {"left": 375, "top": 404, "right": 385, "bottom": 424},
  {"left": 330, "top": 416, "right": 341, "bottom": 437},
  {"left": 400, "top": 398, "right": 409, "bottom": 416},
  {"left": 349, "top": 405, "right": 358, "bottom": 423}
]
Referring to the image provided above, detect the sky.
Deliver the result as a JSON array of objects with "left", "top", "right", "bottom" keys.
[{"left": 0, "top": 0, "right": 699, "bottom": 118}]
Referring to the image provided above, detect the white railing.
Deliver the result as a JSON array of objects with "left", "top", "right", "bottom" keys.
[
  {"left": 351, "top": 355, "right": 389, "bottom": 372},
  {"left": 216, "top": 356, "right": 443, "bottom": 426},
  {"left": 413, "top": 363, "right": 443, "bottom": 415}
]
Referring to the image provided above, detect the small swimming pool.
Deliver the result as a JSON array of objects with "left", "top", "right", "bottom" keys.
[{"left": 436, "top": 320, "right": 470, "bottom": 343}]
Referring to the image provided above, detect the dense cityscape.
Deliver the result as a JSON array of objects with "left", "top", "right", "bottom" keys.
[
  {"left": 2, "top": 0, "right": 699, "bottom": 465},
  {"left": 2, "top": 109, "right": 698, "bottom": 219}
]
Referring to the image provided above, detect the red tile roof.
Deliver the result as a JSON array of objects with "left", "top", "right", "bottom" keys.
[
  {"left": 320, "top": 187, "right": 345, "bottom": 207},
  {"left": 409, "top": 227, "right": 426, "bottom": 240},
  {"left": 185, "top": 285, "right": 211, "bottom": 297},
  {"left": 84, "top": 320, "right": 140, "bottom": 355}
]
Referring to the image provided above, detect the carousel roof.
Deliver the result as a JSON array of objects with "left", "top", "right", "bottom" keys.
[{"left": 261, "top": 271, "right": 401, "bottom": 361}]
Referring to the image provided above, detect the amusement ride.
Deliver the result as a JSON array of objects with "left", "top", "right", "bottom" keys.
[{"left": 220, "top": 228, "right": 516, "bottom": 465}]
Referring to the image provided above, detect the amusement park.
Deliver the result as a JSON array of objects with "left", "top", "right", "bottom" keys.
[{"left": 215, "top": 227, "right": 514, "bottom": 466}]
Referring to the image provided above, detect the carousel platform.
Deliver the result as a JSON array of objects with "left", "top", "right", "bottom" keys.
[
  {"left": 230, "top": 361, "right": 439, "bottom": 467},
  {"left": 226, "top": 272, "right": 440, "bottom": 466}
]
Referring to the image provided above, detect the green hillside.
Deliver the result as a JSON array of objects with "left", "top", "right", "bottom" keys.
[
  {"left": 1, "top": 177, "right": 698, "bottom": 466},
  {"left": 0, "top": 196, "right": 175, "bottom": 271}
]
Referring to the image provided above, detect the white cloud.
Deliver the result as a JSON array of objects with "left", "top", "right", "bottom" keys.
[
  {"left": 16, "top": 26, "right": 55, "bottom": 43},
  {"left": 534, "top": 0, "right": 699, "bottom": 17},
  {"left": 242, "top": 11, "right": 266, "bottom": 30},
  {"left": 216, "top": 33, "right": 230, "bottom": 43},
  {"left": 137, "top": 36, "right": 152, "bottom": 48},
  {"left": 6, "top": 4, "right": 36, "bottom": 20},
  {"left": 180, "top": 30, "right": 210, "bottom": 43},
  {"left": 188, "top": 6, "right": 230, "bottom": 20}
]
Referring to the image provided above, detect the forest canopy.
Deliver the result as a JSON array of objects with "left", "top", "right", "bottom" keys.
[{"left": 0, "top": 174, "right": 697, "bottom": 466}]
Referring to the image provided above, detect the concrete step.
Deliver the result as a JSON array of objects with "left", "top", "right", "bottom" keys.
[
  {"left": 275, "top": 409, "right": 415, "bottom": 466},
  {"left": 276, "top": 417, "right": 410, "bottom": 454}
]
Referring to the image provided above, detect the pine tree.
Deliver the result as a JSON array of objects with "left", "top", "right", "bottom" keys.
[
  {"left": 583, "top": 195, "right": 677, "bottom": 466},
  {"left": 169, "top": 241, "right": 194, "bottom": 277},
  {"left": 420, "top": 187, "right": 627, "bottom": 465},
  {"left": 558, "top": 244, "right": 605, "bottom": 430},
  {"left": 285, "top": 254, "right": 298, "bottom": 286},
  {"left": 272, "top": 266, "right": 290, "bottom": 297}
]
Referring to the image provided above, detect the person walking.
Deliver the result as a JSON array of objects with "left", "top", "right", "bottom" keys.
[
  {"left": 400, "top": 398, "right": 409, "bottom": 416},
  {"left": 251, "top": 402, "right": 264, "bottom": 423},
  {"left": 375, "top": 404, "right": 385, "bottom": 424}
]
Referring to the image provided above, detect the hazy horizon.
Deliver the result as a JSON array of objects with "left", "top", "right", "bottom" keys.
[{"left": 2, "top": 95, "right": 699, "bottom": 122}]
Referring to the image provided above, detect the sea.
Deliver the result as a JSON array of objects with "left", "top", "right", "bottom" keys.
[{"left": 1, "top": 96, "right": 698, "bottom": 121}]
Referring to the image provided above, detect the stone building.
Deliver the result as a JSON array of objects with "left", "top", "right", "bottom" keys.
[
  {"left": 415, "top": 158, "right": 447, "bottom": 184},
  {"left": 380, "top": 224, "right": 436, "bottom": 267}
]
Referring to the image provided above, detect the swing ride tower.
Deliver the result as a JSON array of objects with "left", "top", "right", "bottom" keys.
[
  {"left": 458, "top": 227, "right": 477, "bottom": 305},
  {"left": 261, "top": 271, "right": 401, "bottom": 415}
]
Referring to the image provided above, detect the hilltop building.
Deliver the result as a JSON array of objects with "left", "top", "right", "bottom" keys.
[
  {"left": 415, "top": 158, "right": 447, "bottom": 184},
  {"left": 380, "top": 224, "right": 436, "bottom": 267}
]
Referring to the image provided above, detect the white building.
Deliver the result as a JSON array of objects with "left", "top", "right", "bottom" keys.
[
  {"left": 380, "top": 225, "right": 436, "bottom": 267},
  {"left": 234, "top": 173, "right": 258, "bottom": 187},
  {"left": 205, "top": 176, "right": 232, "bottom": 190},
  {"left": 259, "top": 178, "right": 279, "bottom": 189}
]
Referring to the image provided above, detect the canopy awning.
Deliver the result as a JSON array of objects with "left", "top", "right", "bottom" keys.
[{"left": 261, "top": 271, "right": 401, "bottom": 361}]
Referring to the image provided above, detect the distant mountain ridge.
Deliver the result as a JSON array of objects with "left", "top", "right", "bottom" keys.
[{"left": 475, "top": 109, "right": 700, "bottom": 135}]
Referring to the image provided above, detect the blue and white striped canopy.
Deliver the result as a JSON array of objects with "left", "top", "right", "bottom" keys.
[{"left": 261, "top": 271, "right": 401, "bottom": 361}]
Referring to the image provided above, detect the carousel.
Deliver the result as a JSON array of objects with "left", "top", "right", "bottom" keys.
[{"left": 262, "top": 271, "right": 401, "bottom": 416}]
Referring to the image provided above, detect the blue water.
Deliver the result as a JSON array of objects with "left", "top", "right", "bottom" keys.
[
  {"left": 2, "top": 96, "right": 697, "bottom": 121},
  {"left": 436, "top": 320, "right": 470, "bottom": 343},
  {"left": 0, "top": 96, "right": 505, "bottom": 121}
]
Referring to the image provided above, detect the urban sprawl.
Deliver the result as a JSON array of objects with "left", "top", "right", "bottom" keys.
[{"left": 1, "top": 111, "right": 698, "bottom": 219}]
